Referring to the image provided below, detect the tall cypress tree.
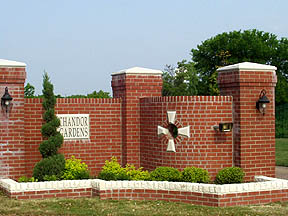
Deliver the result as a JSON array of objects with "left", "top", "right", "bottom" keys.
[{"left": 33, "top": 73, "right": 65, "bottom": 181}]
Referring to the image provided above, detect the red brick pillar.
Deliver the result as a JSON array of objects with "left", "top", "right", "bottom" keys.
[
  {"left": 0, "top": 59, "right": 26, "bottom": 179},
  {"left": 111, "top": 67, "right": 162, "bottom": 167},
  {"left": 218, "top": 62, "right": 277, "bottom": 181}
]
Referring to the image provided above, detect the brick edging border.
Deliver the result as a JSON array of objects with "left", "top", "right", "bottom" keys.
[{"left": 1, "top": 176, "right": 288, "bottom": 207}]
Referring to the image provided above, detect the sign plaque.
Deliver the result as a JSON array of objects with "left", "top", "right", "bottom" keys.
[{"left": 57, "top": 114, "right": 90, "bottom": 140}]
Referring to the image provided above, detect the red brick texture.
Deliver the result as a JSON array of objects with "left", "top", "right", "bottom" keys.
[
  {"left": 2, "top": 185, "right": 287, "bottom": 207},
  {"left": 111, "top": 74, "right": 162, "bottom": 167},
  {"left": 0, "top": 67, "right": 26, "bottom": 179},
  {"left": 0, "top": 63, "right": 277, "bottom": 184},
  {"left": 1, "top": 187, "right": 92, "bottom": 200},
  {"left": 218, "top": 69, "right": 277, "bottom": 181},
  {"left": 140, "top": 96, "right": 233, "bottom": 179},
  {"left": 24, "top": 98, "right": 122, "bottom": 178},
  {"left": 93, "top": 188, "right": 288, "bottom": 207}
]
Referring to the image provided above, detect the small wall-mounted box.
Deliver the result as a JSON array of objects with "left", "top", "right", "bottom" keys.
[{"left": 213, "top": 123, "right": 233, "bottom": 132}]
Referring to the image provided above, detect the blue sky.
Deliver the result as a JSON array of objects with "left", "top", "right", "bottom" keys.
[{"left": 1, "top": 0, "right": 287, "bottom": 95}]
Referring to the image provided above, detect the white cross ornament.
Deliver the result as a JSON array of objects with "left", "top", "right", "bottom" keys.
[{"left": 157, "top": 111, "right": 190, "bottom": 152}]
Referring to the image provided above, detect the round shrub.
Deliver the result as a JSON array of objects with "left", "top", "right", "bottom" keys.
[
  {"left": 33, "top": 154, "right": 65, "bottom": 181},
  {"left": 214, "top": 167, "right": 245, "bottom": 184},
  {"left": 98, "top": 157, "right": 149, "bottom": 181},
  {"left": 124, "top": 164, "right": 150, "bottom": 181},
  {"left": 149, "top": 167, "right": 181, "bottom": 182},
  {"left": 98, "top": 157, "right": 129, "bottom": 181},
  {"left": 181, "top": 167, "right": 210, "bottom": 183},
  {"left": 61, "top": 156, "right": 90, "bottom": 180}
]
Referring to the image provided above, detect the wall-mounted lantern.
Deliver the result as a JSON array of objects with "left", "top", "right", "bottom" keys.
[
  {"left": 256, "top": 89, "right": 270, "bottom": 115},
  {"left": 213, "top": 123, "right": 233, "bottom": 132},
  {"left": 1, "top": 87, "right": 13, "bottom": 113}
]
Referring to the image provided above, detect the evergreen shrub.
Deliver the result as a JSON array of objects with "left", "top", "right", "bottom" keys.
[
  {"left": 181, "top": 167, "right": 210, "bottom": 183},
  {"left": 33, "top": 73, "right": 65, "bottom": 181},
  {"left": 214, "top": 167, "right": 245, "bottom": 184},
  {"left": 149, "top": 167, "right": 181, "bottom": 182},
  {"left": 33, "top": 154, "right": 65, "bottom": 181}
]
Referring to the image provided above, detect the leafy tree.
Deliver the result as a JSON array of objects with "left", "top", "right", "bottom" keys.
[
  {"left": 66, "top": 90, "right": 111, "bottom": 98},
  {"left": 162, "top": 60, "right": 199, "bottom": 96},
  {"left": 24, "top": 83, "right": 35, "bottom": 97},
  {"left": 33, "top": 73, "right": 65, "bottom": 181},
  {"left": 190, "top": 29, "right": 288, "bottom": 103}
]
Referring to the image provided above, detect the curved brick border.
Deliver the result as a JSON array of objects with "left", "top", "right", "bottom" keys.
[{"left": 1, "top": 176, "right": 288, "bottom": 206}]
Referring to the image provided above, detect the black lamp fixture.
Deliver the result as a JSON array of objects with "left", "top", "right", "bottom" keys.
[
  {"left": 1, "top": 87, "right": 13, "bottom": 113},
  {"left": 256, "top": 89, "right": 270, "bottom": 115}
]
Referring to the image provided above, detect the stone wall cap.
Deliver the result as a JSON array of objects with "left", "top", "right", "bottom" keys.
[
  {"left": 217, "top": 62, "right": 277, "bottom": 72},
  {"left": 0, "top": 59, "right": 26, "bottom": 67},
  {"left": 112, "top": 67, "right": 162, "bottom": 76}
]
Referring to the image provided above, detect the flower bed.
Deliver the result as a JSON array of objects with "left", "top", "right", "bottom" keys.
[{"left": 1, "top": 176, "right": 288, "bottom": 206}]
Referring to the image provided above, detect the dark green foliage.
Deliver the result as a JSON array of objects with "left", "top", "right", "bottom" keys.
[
  {"left": 39, "top": 133, "right": 63, "bottom": 158},
  {"left": 33, "top": 154, "right": 65, "bottom": 181},
  {"left": 162, "top": 61, "right": 199, "bottom": 96},
  {"left": 43, "top": 109, "right": 55, "bottom": 122},
  {"left": 149, "top": 167, "right": 181, "bottom": 182},
  {"left": 24, "top": 83, "right": 35, "bottom": 98},
  {"left": 190, "top": 29, "right": 288, "bottom": 102},
  {"left": 66, "top": 90, "right": 111, "bottom": 98},
  {"left": 33, "top": 72, "right": 65, "bottom": 181},
  {"left": 41, "top": 122, "right": 57, "bottom": 137},
  {"left": 43, "top": 175, "right": 58, "bottom": 181},
  {"left": 214, "top": 167, "right": 245, "bottom": 184},
  {"left": 181, "top": 167, "right": 210, "bottom": 183},
  {"left": 276, "top": 104, "right": 288, "bottom": 138},
  {"left": 98, "top": 170, "right": 130, "bottom": 181}
]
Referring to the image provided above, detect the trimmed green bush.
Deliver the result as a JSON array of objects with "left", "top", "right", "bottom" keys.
[
  {"left": 124, "top": 164, "right": 150, "bottom": 181},
  {"left": 181, "top": 167, "right": 210, "bottom": 183},
  {"left": 98, "top": 157, "right": 149, "bottom": 181},
  {"left": 33, "top": 72, "right": 65, "bottom": 181},
  {"left": 33, "top": 154, "right": 66, "bottom": 181},
  {"left": 61, "top": 156, "right": 90, "bottom": 180},
  {"left": 149, "top": 167, "right": 181, "bottom": 182},
  {"left": 214, "top": 167, "right": 245, "bottom": 184},
  {"left": 98, "top": 157, "right": 129, "bottom": 181}
]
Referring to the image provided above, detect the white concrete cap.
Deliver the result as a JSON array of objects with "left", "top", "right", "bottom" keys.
[
  {"left": 217, "top": 62, "right": 276, "bottom": 72},
  {"left": 0, "top": 59, "right": 26, "bottom": 67},
  {"left": 112, "top": 67, "right": 162, "bottom": 76}
]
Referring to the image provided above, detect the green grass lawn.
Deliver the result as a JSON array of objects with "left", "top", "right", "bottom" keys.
[
  {"left": 0, "top": 191, "right": 288, "bottom": 216},
  {"left": 276, "top": 138, "right": 288, "bottom": 166}
]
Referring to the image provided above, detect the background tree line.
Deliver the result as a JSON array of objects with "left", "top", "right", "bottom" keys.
[
  {"left": 25, "top": 29, "right": 288, "bottom": 104},
  {"left": 163, "top": 29, "right": 288, "bottom": 105},
  {"left": 24, "top": 82, "right": 111, "bottom": 98}
]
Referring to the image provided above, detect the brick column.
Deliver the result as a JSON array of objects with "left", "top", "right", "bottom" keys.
[
  {"left": 218, "top": 62, "right": 277, "bottom": 181},
  {"left": 0, "top": 59, "right": 26, "bottom": 179},
  {"left": 111, "top": 67, "right": 162, "bottom": 167}
]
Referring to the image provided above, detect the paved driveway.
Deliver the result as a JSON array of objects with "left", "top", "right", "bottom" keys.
[{"left": 276, "top": 166, "right": 288, "bottom": 180}]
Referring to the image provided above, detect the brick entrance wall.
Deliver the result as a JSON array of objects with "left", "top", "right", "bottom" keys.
[
  {"left": 218, "top": 62, "right": 277, "bottom": 181},
  {"left": 140, "top": 96, "right": 233, "bottom": 179},
  {"left": 0, "top": 60, "right": 26, "bottom": 179},
  {"left": 0, "top": 60, "right": 277, "bottom": 181}
]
